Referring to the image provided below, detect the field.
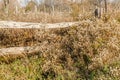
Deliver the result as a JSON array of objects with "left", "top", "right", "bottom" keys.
[
  {"left": 0, "top": 0, "right": 120, "bottom": 79},
  {"left": 0, "top": 19, "right": 120, "bottom": 80}
]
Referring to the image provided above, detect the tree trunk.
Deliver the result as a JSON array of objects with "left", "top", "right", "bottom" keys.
[
  {"left": 99, "top": 0, "right": 102, "bottom": 18},
  {"left": 3, "top": 0, "right": 9, "bottom": 14},
  {"left": 104, "top": 0, "right": 107, "bottom": 13}
]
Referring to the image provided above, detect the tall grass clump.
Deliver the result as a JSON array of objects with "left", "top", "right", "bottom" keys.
[
  {"left": 70, "top": 3, "right": 80, "bottom": 21},
  {"left": 0, "top": 29, "right": 36, "bottom": 48}
]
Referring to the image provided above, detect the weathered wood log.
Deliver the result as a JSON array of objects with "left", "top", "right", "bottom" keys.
[
  {"left": 0, "top": 21, "right": 79, "bottom": 28},
  {"left": 0, "top": 21, "right": 80, "bottom": 57},
  {"left": 0, "top": 46, "right": 40, "bottom": 56}
]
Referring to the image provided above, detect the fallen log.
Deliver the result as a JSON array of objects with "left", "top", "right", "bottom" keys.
[
  {"left": 0, "top": 20, "right": 86, "bottom": 58},
  {"left": 0, "top": 46, "right": 40, "bottom": 56},
  {"left": 0, "top": 21, "right": 80, "bottom": 57},
  {"left": 0, "top": 21, "right": 79, "bottom": 28}
]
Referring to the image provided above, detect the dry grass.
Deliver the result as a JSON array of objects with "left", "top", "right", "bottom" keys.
[
  {"left": 0, "top": 19, "right": 120, "bottom": 80},
  {"left": 0, "top": 2, "right": 120, "bottom": 79},
  {"left": 0, "top": 12, "right": 73, "bottom": 23},
  {"left": 0, "top": 29, "right": 36, "bottom": 48}
]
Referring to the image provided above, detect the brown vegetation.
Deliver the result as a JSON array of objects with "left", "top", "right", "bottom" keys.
[
  {"left": 0, "top": 0, "right": 120, "bottom": 80},
  {"left": 0, "top": 20, "right": 120, "bottom": 79},
  {"left": 0, "top": 0, "right": 119, "bottom": 23}
]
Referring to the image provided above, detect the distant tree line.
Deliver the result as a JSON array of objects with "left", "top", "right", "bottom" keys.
[{"left": 0, "top": 0, "right": 120, "bottom": 20}]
